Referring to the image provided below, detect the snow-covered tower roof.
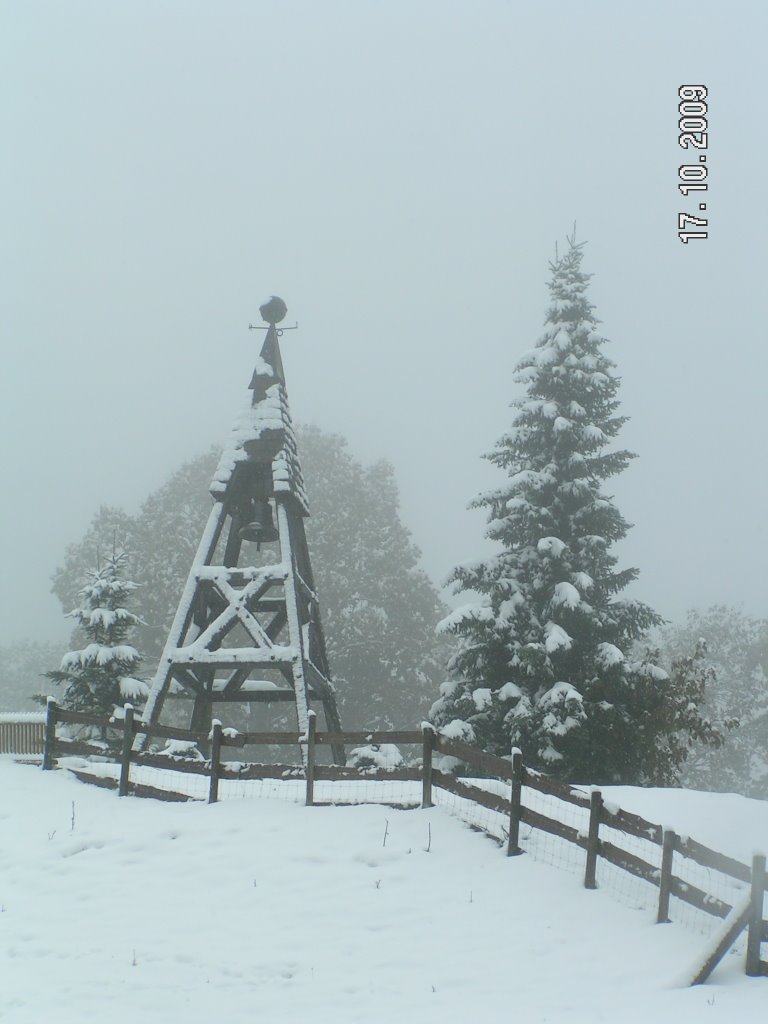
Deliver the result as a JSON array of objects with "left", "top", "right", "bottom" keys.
[{"left": 210, "top": 319, "right": 309, "bottom": 515}]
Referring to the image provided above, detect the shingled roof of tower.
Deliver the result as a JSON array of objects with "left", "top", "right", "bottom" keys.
[{"left": 210, "top": 383, "right": 309, "bottom": 515}]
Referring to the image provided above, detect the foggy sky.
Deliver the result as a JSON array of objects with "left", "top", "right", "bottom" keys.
[{"left": 2, "top": 0, "right": 767, "bottom": 646}]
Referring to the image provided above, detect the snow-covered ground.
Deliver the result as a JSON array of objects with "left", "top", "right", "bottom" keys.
[{"left": 1, "top": 758, "right": 766, "bottom": 1024}]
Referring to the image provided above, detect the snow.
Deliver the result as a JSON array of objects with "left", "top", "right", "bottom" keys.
[
  {"left": 251, "top": 354, "right": 275, "bottom": 378},
  {"left": 582, "top": 423, "right": 607, "bottom": 442},
  {"left": 498, "top": 681, "right": 522, "bottom": 701},
  {"left": 539, "top": 681, "right": 584, "bottom": 708},
  {"left": 439, "top": 719, "right": 476, "bottom": 742},
  {"left": 347, "top": 744, "right": 404, "bottom": 769},
  {"left": 498, "top": 595, "right": 524, "bottom": 619},
  {"left": 119, "top": 676, "right": 150, "bottom": 700},
  {"left": 60, "top": 644, "right": 139, "bottom": 669},
  {"left": 437, "top": 602, "right": 493, "bottom": 633},
  {"left": 210, "top": 385, "right": 309, "bottom": 513},
  {"left": 544, "top": 620, "right": 573, "bottom": 652},
  {"left": 471, "top": 687, "right": 492, "bottom": 711},
  {"left": 156, "top": 739, "right": 204, "bottom": 760},
  {"left": 84, "top": 607, "right": 136, "bottom": 628},
  {"left": 596, "top": 642, "right": 625, "bottom": 668},
  {"left": 194, "top": 564, "right": 289, "bottom": 584},
  {"left": 551, "top": 581, "right": 581, "bottom": 609},
  {"left": 554, "top": 326, "right": 571, "bottom": 349},
  {"left": 538, "top": 683, "right": 585, "bottom": 737},
  {"left": 537, "top": 536, "right": 567, "bottom": 557},
  {"left": 0, "top": 759, "right": 767, "bottom": 1023},
  {"left": 630, "top": 659, "right": 670, "bottom": 682},
  {"left": 172, "top": 645, "right": 298, "bottom": 665},
  {"left": 508, "top": 468, "right": 556, "bottom": 490}
]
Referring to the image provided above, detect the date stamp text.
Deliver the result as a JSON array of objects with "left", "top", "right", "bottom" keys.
[{"left": 678, "top": 85, "right": 708, "bottom": 243}]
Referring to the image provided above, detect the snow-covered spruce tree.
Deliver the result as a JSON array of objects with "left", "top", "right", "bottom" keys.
[
  {"left": 432, "top": 239, "right": 706, "bottom": 785},
  {"left": 45, "top": 551, "right": 147, "bottom": 717}
]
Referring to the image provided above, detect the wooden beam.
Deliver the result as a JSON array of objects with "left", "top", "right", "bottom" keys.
[
  {"left": 133, "top": 752, "right": 210, "bottom": 776},
  {"left": 600, "top": 803, "right": 663, "bottom": 845},
  {"left": 522, "top": 767, "right": 591, "bottom": 809},
  {"left": 421, "top": 724, "right": 434, "bottom": 809},
  {"left": 674, "top": 834, "right": 752, "bottom": 885},
  {"left": 169, "top": 666, "right": 204, "bottom": 694},
  {"left": 584, "top": 790, "right": 602, "bottom": 890},
  {"left": 265, "top": 607, "right": 287, "bottom": 640},
  {"left": 432, "top": 770, "right": 511, "bottom": 816},
  {"left": 657, "top": 829, "right": 676, "bottom": 923},
  {"left": 119, "top": 705, "right": 134, "bottom": 797},
  {"left": 305, "top": 712, "right": 316, "bottom": 806},
  {"left": 519, "top": 804, "right": 584, "bottom": 847},
  {"left": 213, "top": 689, "right": 298, "bottom": 702},
  {"left": 315, "top": 730, "right": 422, "bottom": 746},
  {"left": 434, "top": 735, "right": 513, "bottom": 779},
  {"left": 314, "top": 765, "right": 421, "bottom": 783},
  {"left": 208, "top": 720, "right": 222, "bottom": 804},
  {"left": 222, "top": 667, "right": 251, "bottom": 695},
  {"left": 131, "top": 720, "right": 208, "bottom": 744},
  {"left": 42, "top": 698, "right": 57, "bottom": 771},
  {"left": 508, "top": 748, "right": 523, "bottom": 856},
  {"left": 690, "top": 896, "right": 752, "bottom": 985},
  {"left": 747, "top": 854, "right": 767, "bottom": 976}
]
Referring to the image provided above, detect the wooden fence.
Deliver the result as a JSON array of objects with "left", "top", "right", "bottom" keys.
[
  {"left": 41, "top": 700, "right": 425, "bottom": 806},
  {"left": 0, "top": 713, "right": 46, "bottom": 756},
  {"left": 40, "top": 699, "right": 767, "bottom": 982},
  {"left": 427, "top": 731, "right": 768, "bottom": 982}
]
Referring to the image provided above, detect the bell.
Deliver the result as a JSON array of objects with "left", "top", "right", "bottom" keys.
[{"left": 239, "top": 499, "right": 279, "bottom": 548}]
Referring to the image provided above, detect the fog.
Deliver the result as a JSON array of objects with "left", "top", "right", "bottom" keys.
[{"left": 2, "top": 0, "right": 766, "bottom": 646}]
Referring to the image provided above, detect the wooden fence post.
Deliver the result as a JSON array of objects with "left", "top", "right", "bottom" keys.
[
  {"left": 421, "top": 723, "right": 434, "bottom": 809},
  {"left": 584, "top": 789, "right": 603, "bottom": 890},
  {"left": 208, "top": 720, "right": 222, "bottom": 804},
  {"left": 746, "top": 852, "right": 766, "bottom": 977},
  {"left": 42, "top": 697, "right": 57, "bottom": 771},
  {"left": 507, "top": 747, "right": 523, "bottom": 856},
  {"left": 305, "top": 711, "right": 316, "bottom": 807},
  {"left": 657, "top": 829, "right": 676, "bottom": 923},
  {"left": 118, "top": 704, "right": 134, "bottom": 797}
]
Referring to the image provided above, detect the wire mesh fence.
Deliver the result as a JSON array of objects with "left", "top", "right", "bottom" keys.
[
  {"left": 431, "top": 774, "right": 509, "bottom": 845},
  {"left": 427, "top": 732, "right": 764, "bottom": 974},
  {"left": 519, "top": 783, "right": 590, "bottom": 880}
]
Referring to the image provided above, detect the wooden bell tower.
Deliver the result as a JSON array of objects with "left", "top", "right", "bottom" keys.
[{"left": 140, "top": 297, "right": 344, "bottom": 763}]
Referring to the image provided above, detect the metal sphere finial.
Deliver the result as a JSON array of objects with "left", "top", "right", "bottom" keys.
[{"left": 259, "top": 296, "right": 287, "bottom": 325}]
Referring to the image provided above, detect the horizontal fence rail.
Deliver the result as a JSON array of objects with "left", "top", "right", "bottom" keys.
[{"left": 38, "top": 700, "right": 767, "bottom": 981}]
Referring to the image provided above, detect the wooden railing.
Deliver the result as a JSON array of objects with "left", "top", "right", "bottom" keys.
[
  {"left": 40, "top": 700, "right": 767, "bottom": 981},
  {"left": 41, "top": 700, "right": 426, "bottom": 806},
  {"left": 0, "top": 713, "right": 46, "bottom": 756}
]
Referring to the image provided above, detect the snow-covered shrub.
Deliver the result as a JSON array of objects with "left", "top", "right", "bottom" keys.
[
  {"left": 347, "top": 744, "right": 404, "bottom": 770},
  {"left": 156, "top": 739, "right": 205, "bottom": 761}
]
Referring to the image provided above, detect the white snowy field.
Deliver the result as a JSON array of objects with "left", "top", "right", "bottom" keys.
[{"left": 1, "top": 759, "right": 766, "bottom": 1024}]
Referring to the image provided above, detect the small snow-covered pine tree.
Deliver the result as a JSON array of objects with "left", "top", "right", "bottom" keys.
[
  {"left": 46, "top": 551, "right": 147, "bottom": 716},
  {"left": 432, "top": 238, "right": 701, "bottom": 784}
]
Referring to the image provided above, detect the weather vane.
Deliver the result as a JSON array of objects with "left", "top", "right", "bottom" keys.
[{"left": 248, "top": 295, "right": 298, "bottom": 335}]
